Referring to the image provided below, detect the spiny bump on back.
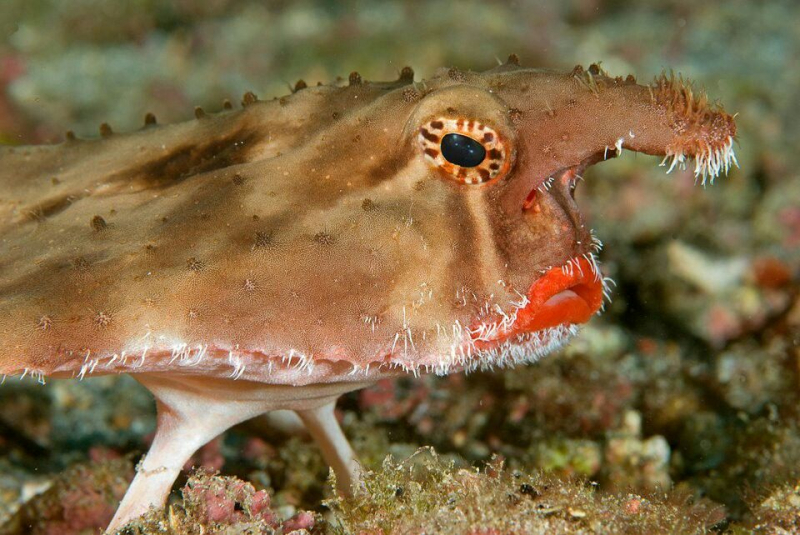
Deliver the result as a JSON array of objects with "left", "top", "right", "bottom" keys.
[
  {"left": 57, "top": 67, "right": 423, "bottom": 146},
  {"left": 571, "top": 63, "right": 608, "bottom": 95},
  {"left": 241, "top": 91, "right": 258, "bottom": 107},
  {"left": 348, "top": 71, "right": 363, "bottom": 86},
  {"left": 398, "top": 66, "right": 414, "bottom": 83},
  {"left": 588, "top": 63, "right": 606, "bottom": 76},
  {"left": 506, "top": 53, "right": 521, "bottom": 66}
]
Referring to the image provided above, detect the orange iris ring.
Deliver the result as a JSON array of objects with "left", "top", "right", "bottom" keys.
[{"left": 418, "top": 117, "right": 512, "bottom": 185}]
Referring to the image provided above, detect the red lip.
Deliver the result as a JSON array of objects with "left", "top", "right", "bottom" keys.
[{"left": 473, "top": 256, "right": 604, "bottom": 344}]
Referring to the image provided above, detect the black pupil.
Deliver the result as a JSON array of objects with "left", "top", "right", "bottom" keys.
[{"left": 441, "top": 133, "right": 486, "bottom": 167}]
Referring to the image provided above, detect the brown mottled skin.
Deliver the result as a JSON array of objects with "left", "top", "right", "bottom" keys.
[
  {"left": 0, "top": 61, "right": 736, "bottom": 531},
  {"left": 0, "top": 63, "right": 734, "bottom": 380}
]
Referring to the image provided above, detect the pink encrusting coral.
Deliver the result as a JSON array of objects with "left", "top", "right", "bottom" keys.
[
  {"left": 177, "top": 471, "right": 315, "bottom": 532},
  {"left": 7, "top": 463, "right": 317, "bottom": 535},
  {"left": 0, "top": 59, "right": 736, "bottom": 531},
  {"left": 5, "top": 459, "right": 133, "bottom": 535}
]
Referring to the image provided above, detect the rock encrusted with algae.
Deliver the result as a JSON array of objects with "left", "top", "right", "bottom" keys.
[
  {"left": 327, "top": 448, "right": 725, "bottom": 535},
  {"left": 1, "top": 461, "right": 315, "bottom": 535},
  {"left": 3, "top": 458, "right": 132, "bottom": 535},
  {"left": 117, "top": 470, "right": 316, "bottom": 535},
  {"left": 749, "top": 482, "right": 800, "bottom": 534}
]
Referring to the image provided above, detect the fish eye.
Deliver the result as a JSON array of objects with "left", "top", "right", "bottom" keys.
[
  {"left": 418, "top": 118, "right": 510, "bottom": 185},
  {"left": 441, "top": 133, "right": 486, "bottom": 167}
]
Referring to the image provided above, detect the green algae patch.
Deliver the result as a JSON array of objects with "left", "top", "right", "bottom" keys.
[{"left": 327, "top": 448, "right": 725, "bottom": 535}]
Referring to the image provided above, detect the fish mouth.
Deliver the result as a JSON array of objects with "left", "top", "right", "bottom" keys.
[{"left": 472, "top": 256, "right": 604, "bottom": 346}]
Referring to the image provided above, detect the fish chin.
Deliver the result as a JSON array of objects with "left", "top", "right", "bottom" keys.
[{"left": 434, "top": 323, "right": 581, "bottom": 376}]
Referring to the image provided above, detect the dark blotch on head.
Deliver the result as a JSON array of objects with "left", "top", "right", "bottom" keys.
[
  {"left": 25, "top": 192, "right": 83, "bottom": 221},
  {"left": 366, "top": 151, "right": 411, "bottom": 186},
  {"left": 362, "top": 198, "right": 377, "bottom": 211},
  {"left": 123, "top": 129, "right": 262, "bottom": 190},
  {"left": 144, "top": 113, "right": 157, "bottom": 126},
  {"left": 99, "top": 123, "right": 113, "bottom": 137}
]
